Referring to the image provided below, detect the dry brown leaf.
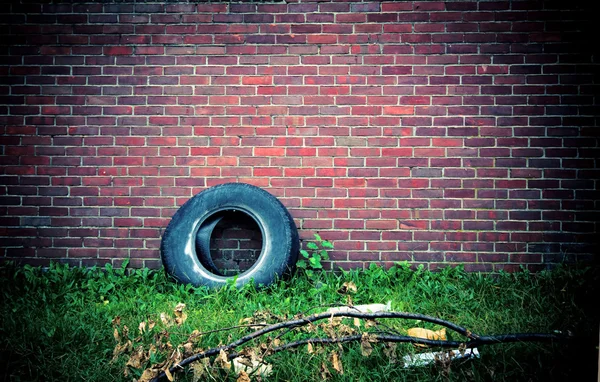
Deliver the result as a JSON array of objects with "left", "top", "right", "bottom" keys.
[
  {"left": 214, "top": 349, "right": 231, "bottom": 370},
  {"left": 138, "top": 321, "right": 147, "bottom": 334},
  {"left": 126, "top": 345, "right": 146, "bottom": 369},
  {"left": 346, "top": 294, "right": 353, "bottom": 306},
  {"left": 111, "top": 342, "right": 128, "bottom": 361},
  {"left": 383, "top": 342, "right": 398, "bottom": 364},
  {"left": 353, "top": 318, "right": 361, "bottom": 328},
  {"left": 407, "top": 327, "right": 447, "bottom": 348},
  {"left": 239, "top": 347, "right": 256, "bottom": 359},
  {"left": 237, "top": 370, "right": 251, "bottom": 382},
  {"left": 164, "top": 367, "right": 174, "bottom": 382},
  {"left": 236, "top": 356, "right": 254, "bottom": 368},
  {"left": 320, "top": 362, "right": 332, "bottom": 380},
  {"left": 337, "top": 324, "right": 355, "bottom": 336},
  {"left": 160, "top": 312, "right": 171, "bottom": 327},
  {"left": 321, "top": 322, "right": 337, "bottom": 339},
  {"left": 187, "top": 329, "right": 202, "bottom": 343},
  {"left": 111, "top": 316, "right": 121, "bottom": 326},
  {"left": 365, "top": 319, "right": 377, "bottom": 329},
  {"left": 307, "top": 342, "right": 314, "bottom": 354},
  {"left": 183, "top": 342, "right": 195, "bottom": 358},
  {"left": 191, "top": 358, "right": 210, "bottom": 382},
  {"left": 360, "top": 333, "right": 373, "bottom": 357},
  {"left": 328, "top": 316, "right": 342, "bottom": 327},
  {"left": 113, "top": 328, "right": 121, "bottom": 343},
  {"left": 174, "top": 303, "right": 187, "bottom": 326},
  {"left": 168, "top": 346, "right": 183, "bottom": 366},
  {"left": 137, "top": 368, "right": 159, "bottom": 382},
  {"left": 338, "top": 281, "right": 357, "bottom": 294},
  {"left": 239, "top": 317, "right": 253, "bottom": 325},
  {"left": 330, "top": 351, "right": 344, "bottom": 375}
]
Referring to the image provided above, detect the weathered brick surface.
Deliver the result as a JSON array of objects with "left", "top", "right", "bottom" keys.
[{"left": 0, "top": 0, "right": 598, "bottom": 271}]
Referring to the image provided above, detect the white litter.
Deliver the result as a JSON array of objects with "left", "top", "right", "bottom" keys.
[{"left": 402, "top": 348, "right": 480, "bottom": 368}]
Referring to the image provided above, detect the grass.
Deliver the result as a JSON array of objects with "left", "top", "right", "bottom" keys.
[{"left": 0, "top": 261, "right": 598, "bottom": 381}]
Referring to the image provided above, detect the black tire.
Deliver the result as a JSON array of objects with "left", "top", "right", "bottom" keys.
[{"left": 161, "top": 183, "right": 300, "bottom": 288}]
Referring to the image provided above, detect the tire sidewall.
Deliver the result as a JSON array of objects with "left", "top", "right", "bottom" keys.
[{"left": 161, "top": 183, "right": 299, "bottom": 288}]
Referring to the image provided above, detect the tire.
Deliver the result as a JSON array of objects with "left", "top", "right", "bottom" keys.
[{"left": 161, "top": 183, "right": 300, "bottom": 288}]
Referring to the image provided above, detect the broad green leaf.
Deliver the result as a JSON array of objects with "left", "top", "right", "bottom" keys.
[
  {"left": 306, "top": 242, "right": 319, "bottom": 250},
  {"left": 300, "top": 250, "right": 310, "bottom": 258},
  {"left": 321, "top": 241, "right": 334, "bottom": 249},
  {"left": 314, "top": 233, "right": 322, "bottom": 242},
  {"left": 309, "top": 256, "right": 323, "bottom": 269},
  {"left": 296, "top": 260, "right": 307, "bottom": 269}
]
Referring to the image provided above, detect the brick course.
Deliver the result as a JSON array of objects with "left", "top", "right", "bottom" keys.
[{"left": 0, "top": 0, "right": 598, "bottom": 271}]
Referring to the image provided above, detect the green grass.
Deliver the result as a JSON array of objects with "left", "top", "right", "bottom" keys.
[{"left": 0, "top": 261, "right": 598, "bottom": 381}]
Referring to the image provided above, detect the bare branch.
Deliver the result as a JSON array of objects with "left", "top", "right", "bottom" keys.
[{"left": 149, "top": 311, "right": 572, "bottom": 382}]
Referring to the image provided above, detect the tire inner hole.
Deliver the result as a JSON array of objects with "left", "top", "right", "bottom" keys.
[{"left": 206, "top": 211, "right": 263, "bottom": 277}]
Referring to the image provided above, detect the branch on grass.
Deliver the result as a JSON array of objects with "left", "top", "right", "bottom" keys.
[{"left": 149, "top": 311, "right": 572, "bottom": 382}]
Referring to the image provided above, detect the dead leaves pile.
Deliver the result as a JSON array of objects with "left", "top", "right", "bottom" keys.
[
  {"left": 111, "top": 303, "right": 192, "bottom": 382},
  {"left": 110, "top": 292, "right": 449, "bottom": 381}
]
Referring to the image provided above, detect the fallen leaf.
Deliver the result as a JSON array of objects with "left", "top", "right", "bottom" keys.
[
  {"left": 365, "top": 319, "right": 377, "bottom": 329},
  {"left": 214, "top": 349, "right": 231, "bottom": 369},
  {"left": 138, "top": 321, "right": 147, "bottom": 334},
  {"left": 126, "top": 345, "right": 146, "bottom": 369},
  {"left": 330, "top": 351, "right": 344, "bottom": 374},
  {"left": 307, "top": 342, "right": 314, "bottom": 354},
  {"left": 148, "top": 344, "right": 157, "bottom": 358},
  {"left": 353, "top": 318, "right": 361, "bottom": 328},
  {"left": 337, "top": 281, "right": 357, "bottom": 294},
  {"left": 113, "top": 328, "right": 121, "bottom": 343},
  {"left": 111, "top": 316, "right": 121, "bottom": 326},
  {"left": 160, "top": 312, "right": 173, "bottom": 327},
  {"left": 337, "top": 324, "right": 355, "bottom": 336},
  {"left": 183, "top": 342, "right": 195, "bottom": 357},
  {"left": 137, "top": 368, "right": 159, "bottom": 382},
  {"left": 407, "top": 327, "right": 447, "bottom": 348},
  {"left": 328, "top": 316, "right": 342, "bottom": 327},
  {"left": 191, "top": 359, "right": 209, "bottom": 382},
  {"left": 187, "top": 329, "right": 202, "bottom": 343},
  {"left": 164, "top": 367, "right": 174, "bottom": 382},
  {"left": 167, "top": 346, "right": 183, "bottom": 367},
  {"left": 383, "top": 342, "right": 398, "bottom": 364},
  {"left": 237, "top": 370, "right": 251, "bottom": 382},
  {"left": 360, "top": 333, "right": 374, "bottom": 357},
  {"left": 111, "top": 342, "right": 128, "bottom": 361},
  {"left": 148, "top": 319, "right": 156, "bottom": 331},
  {"left": 232, "top": 357, "right": 272, "bottom": 377},
  {"left": 174, "top": 303, "right": 187, "bottom": 326},
  {"left": 320, "top": 362, "right": 332, "bottom": 380}
]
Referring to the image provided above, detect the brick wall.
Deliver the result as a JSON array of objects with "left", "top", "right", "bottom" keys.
[{"left": 0, "top": 0, "right": 598, "bottom": 272}]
